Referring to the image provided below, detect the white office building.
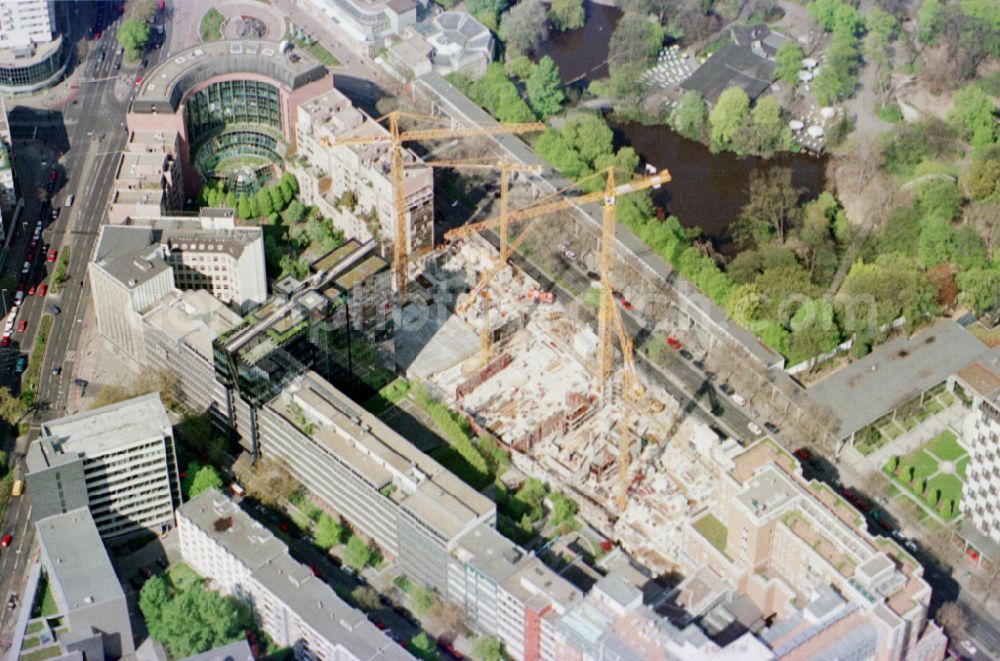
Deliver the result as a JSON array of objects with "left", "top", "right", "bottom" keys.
[
  {"left": 0, "top": 0, "right": 56, "bottom": 49},
  {"left": 26, "top": 394, "right": 182, "bottom": 538}
]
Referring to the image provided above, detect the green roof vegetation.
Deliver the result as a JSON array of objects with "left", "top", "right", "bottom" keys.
[{"left": 693, "top": 513, "right": 728, "bottom": 555}]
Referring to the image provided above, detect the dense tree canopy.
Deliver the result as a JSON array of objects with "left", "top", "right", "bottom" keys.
[
  {"left": 499, "top": 0, "right": 548, "bottom": 56},
  {"left": 669, "top": 91, "right": 707, "bottom": 141},
  {"left": 774, "top": 41, "right": 804, "bottom": 85},
  {"left": 948, "top": 84, "right": 999, "bottom": 149},
  {"left": 526, "top": 56, "right": 564, "bottom": 118},
  {"left": 117, "top": 19, "right": 150, "bottom": 59},
  {"left": 140, "top": 577, "right": 253, "bottom": 659},
  {"left": 608, "top": 12, "right": 664, "bottom": 71}
]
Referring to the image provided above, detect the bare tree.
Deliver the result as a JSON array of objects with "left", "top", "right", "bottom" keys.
[{"left": 935, "top": 601, "right": 968, "bottom": 639}]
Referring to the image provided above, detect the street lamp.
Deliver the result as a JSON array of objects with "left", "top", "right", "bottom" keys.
[{"left": 1, "top": 289, "right": 7, "bottom": 317}]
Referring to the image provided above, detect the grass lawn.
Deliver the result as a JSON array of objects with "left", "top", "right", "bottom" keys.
[
  {"left": 925, "top": 473, "right": 963, "bottom": 519},
  {"left": 25, "top": 621, "right": 45, "bottom": 635},
  {"left": 199, "top": 8, "right": 224, "bottom": 42},
  {"left": 22, "top": 637, "right": 39, "bottom": 649},
  {"left": 882, "top": 422, "right": 903, "bottom": 440},
  {"left": 883, "top": 483, "right": 900, "bottom": 498},
  {"left": 902, "top": 416, "right": 918, "bottom": 431},
  {"left": 166, "top": 563, "right": 201, "bottom": 592},
  {"left": 693, "top": 514, "right": 728, "bottom": 555},
  {"left": 957, "top": 457, "right": 969, "bottom": 479},
  {"left": 300, "top": 41, "right": 340, "bottom": 67},
  {"left": 925, "top": 430, "right": 965, "bottom": 462},
  {"left": 885, "top": 449, "right": 938, "bottom": 484},
  {"left": 362, "top": 377, "right": 410, "bottom": 416},
  {"left": 20, "top": 645, "right": 61, "bottom": 661}
]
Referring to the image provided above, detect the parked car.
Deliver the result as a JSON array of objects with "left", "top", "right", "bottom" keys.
[
  {"left": 793, "top": 448, "right": 811, "bottom": 461},
  {"left": 679, "top": 349, "right": 694, "bottom": 361},
  {"left": 719, "top": 383, "right": 735, "bottom": 396},
  {"left": 747, "top": 421, "right": 763, "bottom": 436},
  {"left": 38, "top": 284, "right": 47, "bottom": 297},
  {"left": 17, "top": 320, "right": 26, "bottom": 333},
  {"left": 15, "top": 356, "right": 26, "bottom": 373},
  {"left": 1, "top": 534, "right": 12, "bottom": 547},
  {"left": 27, "top": 285, "right": 34, "bottom": 296},
  {"left": 47, "top": 249, "right": 57, "bottom": 262},
  {"left": 1, "top": 336, "right": 9, "bottom": 348},
  {"left": 764, "top": 422, "right": 780, "bottom": 434},
  {"left": 21, "top": 261, "right": 30, "bottom": 275},
  {"left": 666, "top": 337, "right": 682, "bottom": 350}
]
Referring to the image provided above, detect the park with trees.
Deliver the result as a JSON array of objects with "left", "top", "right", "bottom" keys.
[{"left": 440, "top": 0, "right": 999, "bottom": 370}]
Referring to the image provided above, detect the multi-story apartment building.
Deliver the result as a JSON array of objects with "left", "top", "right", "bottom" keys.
[
  {"left": 177, "top": 488, "right": 414, "bottom": 661},
  {"left": 90, "top": 214, "right": 266, "bottom": 364},
  {"left": 956, "top": 349, "right": 1000, "bottom": 545},
  {"left": 294, "top": 88, "right": 434, "bottom": 268},
  {"left": 26, "top": 394, "right": 182, "bottom": 539},
  {"left": 680, "top": 440, "right": 947, "bottom": 661},
  {"left": 448, "top": 524, "right": 583, "bottom": 661},
  {"left": 107, "top": 129, "right": 185, "bottom": 224},
  {"left": 255, "top": 372, "right": 495, "bottom": 595},
  {"left": 212, "top": 239, "right": 394, "bottom": 443},
  {"left": 36, "top": 508, "right": 135, "bottom": 659},
  {"left": 142, "top": 289, "right": 247, "bottom": 434}
]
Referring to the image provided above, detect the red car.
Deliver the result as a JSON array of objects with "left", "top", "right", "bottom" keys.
[
  {"left": 135, "top": 76, "right": 143, "bottom": 85},
  {"left": 48, "top": 170, "right": 57, "bottom": 182},
  {"left": 25, "top": 252, "right": 33, "bottom": 262},
  {"left": 93, "top": 30, "right": 100, "bottom": 40},
  {"left": 38, "top": 284, "right": 47, "bottom": 297},
  {"left": 309, "top": 565, "right": 320, "bottom": 577},
  {"left": 278, "top": 522, "right": 290, "bottom": 533},
  {"left": 47, "top": 249, "right": 57, "bottom": 262},
  {"left": 1, "top": 534, "right": 11, "bottom": 548},
  {"left": 17, "top": 320, "right": 26, "bottom": 333},
  {"left": 27, "top": 285, "right": 34, "bottom": 296},
  {"left": 1, "top": 336, "right": 8, "bottom": 347},
  {"left": 666, "top": 337, "right": 681, "bottom": 350},
  {"left": 793, "top": 448, "right": 811, "bottom": 461}
]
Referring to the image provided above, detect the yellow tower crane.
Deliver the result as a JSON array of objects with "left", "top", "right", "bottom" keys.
[
  {"left": 444, "top": 166, "right": 670, "bottom": 386},
  {"left": 444, "top": 166, "right": 670, "bottom": 514},
  {"left": 421, "top": 158, "right": 542, "bottom": 356},
  {"left": 328, "top": 112, "right": 545, "bottom": 294}
]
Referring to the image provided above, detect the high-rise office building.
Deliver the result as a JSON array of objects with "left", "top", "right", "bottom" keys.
[{"left": 26, "top": 394, "right": 182, "bottom": 538}]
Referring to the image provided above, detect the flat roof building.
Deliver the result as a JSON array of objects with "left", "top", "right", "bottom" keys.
[
  {"left": 27, "top": 394, "right": 181, "bottom": 539},
  {"left": 90, "top": 215, "right": 266, "bottom": 365},
  {"left": 178, "top": 489, "right": 413, "bottom": 661},
  {"left": 808, "top": 320, "right": 987, "bottom": 441},
  {"left": 180, "top": 640, "right": 254, "bottom": 661},
  {"left": 36, "top": 508, "right": 134, "bottom": 659}
]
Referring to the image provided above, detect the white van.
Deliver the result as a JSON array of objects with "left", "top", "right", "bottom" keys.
[{"left": 65, "top": 194, "right": 74, "bottom": 207}]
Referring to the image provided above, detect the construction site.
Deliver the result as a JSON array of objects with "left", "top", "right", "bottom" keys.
[{"left": 394, "top": 223, "right": 743, "bottom": 575}]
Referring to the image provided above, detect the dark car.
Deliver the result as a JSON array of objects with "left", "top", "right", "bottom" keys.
[
  {"left": 679, "top": 349, "right": 694, "bottom": 361},
  {"left": 14, "top": 356, "right": 26, "bottom": 373},
  {"left": 764, "top": 422, "right": 780, "bottom": 434},
  {"left": 49, "top": 305, "right": 60, "bottom": 315},
  {"left": 719, "top": 382, "right": 735, "bottom": 396},
  {"left": 692, "top": 359, "right": 704, "bottom": 370}
]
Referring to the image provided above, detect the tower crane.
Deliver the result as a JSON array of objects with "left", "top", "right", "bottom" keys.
[
  {"left": 444, "top": 166, "right": 670, "bottom": 515},
  {"left": 443, "top": 166, "right": 670, "bottom": 387},
  {"left": 329, "top": 112, "right": 545, "bottom": 293},
  {"left": 421, "top": 158, "right": 542, "bottom": 356}
]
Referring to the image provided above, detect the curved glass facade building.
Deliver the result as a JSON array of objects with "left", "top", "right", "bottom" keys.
[{"left": 185, "top": 79, "right": 282, "bottom": 144}]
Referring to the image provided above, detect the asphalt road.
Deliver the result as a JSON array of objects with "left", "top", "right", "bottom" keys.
[{"left": 0, "top": 1, "right": 169, "bottom": 647}]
